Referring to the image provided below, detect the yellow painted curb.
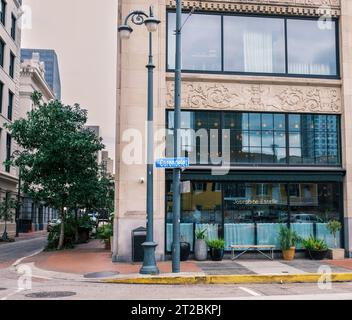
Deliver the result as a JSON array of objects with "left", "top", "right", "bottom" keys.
[{"left": 101, "top": 273, "right": 352, "bottom": 285}]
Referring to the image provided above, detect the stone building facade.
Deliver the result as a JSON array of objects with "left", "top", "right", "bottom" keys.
[
  {"left": 0, "top": 0, "right": 22, "bottom": 237},
  {"left": 114, "top": 0, "right": 352, "bottom": 261}
]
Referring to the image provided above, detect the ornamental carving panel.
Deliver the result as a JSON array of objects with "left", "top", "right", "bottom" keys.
[{"left": 166, "top": 81, "right": 342, "bottom": 114}]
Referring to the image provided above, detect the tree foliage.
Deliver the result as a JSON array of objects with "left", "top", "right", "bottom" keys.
[{"left": 5, "top": 92, "right": 105, "bottom": 249}]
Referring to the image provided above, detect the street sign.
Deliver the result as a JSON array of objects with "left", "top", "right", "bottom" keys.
[{"left": 155, "top": 157, "right": 189, "bottom": 169}]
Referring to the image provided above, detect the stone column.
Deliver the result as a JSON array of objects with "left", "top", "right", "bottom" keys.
[
  {"left": 113, "top": 0, "right": 166, "bottom": 262},
  {"left": 341, "top": 0, "right": 352, "bottom": 257}
]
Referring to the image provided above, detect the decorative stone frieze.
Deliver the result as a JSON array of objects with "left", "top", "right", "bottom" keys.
[
  {"left": 166, "top": 81, "right": 342, "bottom": 113},
  {"left": 166, "top": 0, "right": 341, "bottom": 16}
]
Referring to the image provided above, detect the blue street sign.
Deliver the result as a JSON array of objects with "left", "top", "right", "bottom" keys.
[{"left": 155, "top": 157, "right": 190, "bottom": 169}]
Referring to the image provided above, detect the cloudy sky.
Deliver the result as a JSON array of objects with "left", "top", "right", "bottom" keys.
[{"left": 21, "top": 0, "right": 118, "bottom": 160}]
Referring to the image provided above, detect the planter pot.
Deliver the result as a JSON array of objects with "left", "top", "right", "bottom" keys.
[
  {"left": 194, "top": 239, "right": 208, "bottom": 261},
  {"left": 328, "top": 248, "right": 345, "bottom": 260},
  {"left": 180, "top": 242, "right": 191, "bottom": 261},
  {"left": 307, "top": 249, "right": 328, "bottom": 260},
  {"left": 282, "top": 247, "right": 296, "bottom": 261},
  {"left": 210, "top": 248, "right": 224, "bottom": 261}
]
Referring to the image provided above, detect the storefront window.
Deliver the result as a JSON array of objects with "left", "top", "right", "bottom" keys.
[
  {"left": 166, "top": 182, "right": 222, "bottom": 252},
  {"left": 165, "top": 181, "right": 343, "bottom": 252}
]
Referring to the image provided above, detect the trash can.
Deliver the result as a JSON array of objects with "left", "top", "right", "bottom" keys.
[{"left": 132, "top": 227, "right": 147, "bottom": 262}]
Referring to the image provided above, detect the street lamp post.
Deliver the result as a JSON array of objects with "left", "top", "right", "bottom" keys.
[
  {"left": 172, "top": 0, "right": 182, "bottom": 273},
  {"left": 118, "top": 6, "right": 160, "bottom": 275}
]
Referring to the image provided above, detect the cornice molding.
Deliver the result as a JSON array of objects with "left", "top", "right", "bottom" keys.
[{"left": 166, "top": 0, "right": 341, "bottom": 17}]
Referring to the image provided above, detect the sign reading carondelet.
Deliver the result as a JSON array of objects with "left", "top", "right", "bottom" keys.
[{"left": 155, "top": 157, "right": 190, "bottom": 169}]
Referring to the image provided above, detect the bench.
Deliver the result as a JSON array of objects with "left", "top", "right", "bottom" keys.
[{"left": 230, "top": 245, "right": 275, "bottom": 260}]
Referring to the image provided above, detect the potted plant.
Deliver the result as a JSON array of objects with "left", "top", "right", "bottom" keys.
[
  {"left": 326, "top": 220, "right": 344, "bottom": 260},
  {"left": 180, "top": 235, "right": 191, "bottom": 261},
  {"left": 194, "top": 228, "right": 208, "bottom": 261},
  {"left": 278, "top": 225, "right": 300, "bottom": 261},
  {"left": 207, "top": 239, "right": 225, "bottom": 261},
  {"left": 97, "top": 224, "right": 113, "bottom": 250},
  {"left": 302, "top": 236, "right": 328, "bottom": 260}
]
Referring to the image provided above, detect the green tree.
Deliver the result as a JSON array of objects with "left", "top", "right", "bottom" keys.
[
  {"left": 0, "top": 194, "right": 18, "bottom": 241},
  {"left": 5, "top": 92, "right": 104, "bottom": 249}
]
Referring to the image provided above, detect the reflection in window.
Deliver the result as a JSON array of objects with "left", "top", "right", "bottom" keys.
[
  {"left": 166, "top": 111, "right": 340, "bottom": 166},
  {"left": 224, "top": 16, "right": 285, "bottom": 73},
  {"left": 287, "top": 19, "right": 337, "bottom": 76},
  {"left": 167, "top": 12, "right": 221, "bottom": 71}
]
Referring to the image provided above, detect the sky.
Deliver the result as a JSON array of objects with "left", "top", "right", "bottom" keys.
[{"left": 21, "top": 0, "right": 118, "bottom": 161}]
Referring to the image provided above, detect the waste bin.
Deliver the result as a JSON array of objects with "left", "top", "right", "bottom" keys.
[{"left": 132, "top": 227, "right": 146, "bottom": 262}]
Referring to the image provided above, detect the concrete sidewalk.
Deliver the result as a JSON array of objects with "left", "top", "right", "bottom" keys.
[{"left": 22, "top": 239, "right": 352, "bottom": 285}]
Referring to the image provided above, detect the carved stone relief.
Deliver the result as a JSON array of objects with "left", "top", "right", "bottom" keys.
[{"left": 166, "top": 81, "right": 342, "bottom": 114}]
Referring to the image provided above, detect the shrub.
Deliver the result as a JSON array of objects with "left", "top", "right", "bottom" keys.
[
  {"left": 46, "top": 215, "right": 76, "bottom": 250},
  {"left": 195, "top": 228, "right": 207, "bottom": 240},
  {"left": 327, "top": 220, "right": 342, "bottom": 248},
  {"left": 278, "top": 226, "right": 300, "bottom": 250},
  {"left": 206, "top": 239, "right": 225, "bottom": 250},
  {"left": 97, "top": 224, "right": 113, "bottom": 241},
  {"left": 302, "top": 236, "right": 328, "bottom": 251}
]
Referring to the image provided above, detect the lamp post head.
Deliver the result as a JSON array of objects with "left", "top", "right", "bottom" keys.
[
  {"left": 118, "top": 24, "right": 133, "bottom": 39},
  {"left": 144, "top": 17, "right": 160, "bottom": 33}
]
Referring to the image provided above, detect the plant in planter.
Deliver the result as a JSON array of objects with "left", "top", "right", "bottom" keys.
[
  {"left": 207, "top": 239, "right": 225, "bottom": 261},
  {"left": 194, "top": 228, "right": 208, "bottom": 261},
  {"left": 302, "top": 236, "right": 328, "bottom": 260},
  {"left": 278, "top": 226, "right": 300, "bottom": 261},
  {"left": 180, "top": 235, "right": 191, "bottom": 261},
  {"left": 326, "top": 220, "right": 344, "bottom": 260},
  {"left": 97, "top": 224, "right": 113, "bottom": 250}
]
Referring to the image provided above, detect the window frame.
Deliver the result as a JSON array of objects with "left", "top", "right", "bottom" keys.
[
  {"left": 9, "top": 51, "right": 15, "bottom": 78},
  {"left": 10, "top": 13, "right": 16, "bottom": 40},
  {"left": 0, "top": 37, "right": 5, "bottom": 68},
  {"left": 166, "top": 11, "right": 340, "bottom": 79},
  {"left": 166, "top": 109, "right": 342, "bottom": 168},
  {"left": 0, "top": 81, "right": 3, "bottom": 114},
  {"left": 7, "top": 89, "right": 13, "bottom": 121},
  {"left": 0, "top": 0, "right": 6, "bottom": 26}
]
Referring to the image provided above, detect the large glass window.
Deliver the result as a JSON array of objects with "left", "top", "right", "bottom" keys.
[
  {"left": 167, "top": 12, "right": 339, "bottom": 77},
  {"left": 287, "top": 19, "right": 337, "bottom": 76},
  {"left": 167, "top": 12, "right": 222, "bottom": 71},
  {"left": 224, "top": 16, "right": 285, "bottom": 73},
  {"left": 165, "top": 181, "right": 343, "bottom": 252},
  {"left": 166, "top": 111, "right": 341, "bottom": 166}
]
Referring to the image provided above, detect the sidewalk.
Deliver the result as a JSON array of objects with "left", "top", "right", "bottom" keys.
[{"left": 22, "top": 240, "right": 352, "bottom": 284}]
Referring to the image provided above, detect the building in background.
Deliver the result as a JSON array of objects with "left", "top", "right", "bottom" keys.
[
  {"left": 20, "top": 48, "right": 61, "bottom": 100},
  {"left": 114, "top": 0, "right": 352, "bottom": 261},
  {"left": 17, "top": 51, "right": 58, "bottom": 232},
  {"left": 0, "top": 0, "right": 22, "bottom": 237},
  {"left": 101, "top": 150, "right": 114, "bottom": 176}
]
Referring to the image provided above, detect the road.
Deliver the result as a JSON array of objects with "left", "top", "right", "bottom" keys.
[
  {"left": 0, "top": 267, "right": 352, "bottom": 300},
  {"left": 0, "top": 237, "right": 352, "bottom": 301},
  {"left": 0, "top": 236, "right": 47, "bottom": 264}
]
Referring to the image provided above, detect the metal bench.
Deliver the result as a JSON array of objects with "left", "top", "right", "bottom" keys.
[{"left": 230, "top": 245, "right": 275, "bottom": 260}]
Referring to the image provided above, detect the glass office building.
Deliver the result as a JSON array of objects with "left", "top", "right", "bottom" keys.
[{"left": 20, "top": 49, "right": 61, "bottom": 100}]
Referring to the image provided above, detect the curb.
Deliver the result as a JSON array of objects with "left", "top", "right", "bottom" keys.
[{"left": 101, "top": 273, "right": 352, "bottom": 285}]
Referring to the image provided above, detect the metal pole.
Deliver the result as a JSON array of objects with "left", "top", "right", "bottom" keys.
[
  {"left": 172, "top": 0, "right": 182, "bottom": 273},
  {"left": 140, "top": 31, "right": 159, "bottom": 275}
]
